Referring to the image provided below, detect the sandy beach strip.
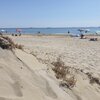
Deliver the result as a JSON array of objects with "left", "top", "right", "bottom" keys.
[{"left": 0, "top": 34, "right": 100, "bottom": 100}]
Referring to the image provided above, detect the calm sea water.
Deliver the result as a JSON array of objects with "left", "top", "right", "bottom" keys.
[{"left": 0, "top": 27, "right": 100, "bottom": 35}]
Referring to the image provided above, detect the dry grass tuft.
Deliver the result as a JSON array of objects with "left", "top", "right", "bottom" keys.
[
  {"left": 52, "top": 58, "right": 66, "bottom": 79},
  {"left": 52, "top": 57, "right": 76, "bottom": 88},
  {"left": 15, "top": 44, "right": 24, "bottom": 50},
  {"left": 86, "top": 72, "right": 100, "bottom": 85},
  {"left": 59, "top": 76, "right": 77, "bottom": 88},
  {"left": 0, "top": 36, "right": 23, "bottom": 50},
  {"left": 90, "top": 77, "right": 100, "bottom": 85}
]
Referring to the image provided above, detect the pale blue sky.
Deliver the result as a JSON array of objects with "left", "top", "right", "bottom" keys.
[{"left": 0, "top": 0, "right": 100, "bottom": 27}]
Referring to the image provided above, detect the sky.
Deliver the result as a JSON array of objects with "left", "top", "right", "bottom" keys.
[{"left": 0, "top": 0, "right": 100, "bottom": 27}]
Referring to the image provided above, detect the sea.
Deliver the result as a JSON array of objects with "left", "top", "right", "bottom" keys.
[{"left": 0, "top": 27, "right": 100, "bottom": 35}]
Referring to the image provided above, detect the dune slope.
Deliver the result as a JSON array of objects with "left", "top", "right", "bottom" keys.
[{"left": 0, "top": 48, "right": 74, "bottom": 100}]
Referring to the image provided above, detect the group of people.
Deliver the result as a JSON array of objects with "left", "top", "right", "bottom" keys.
[
  {"left": 12, "top": 28, "right": 22, "bottom": 36},
  {"left": 67, "top": 30, "right": 85, "bottom": 38},
  {"left": 12, "top": 33, "right": 21, "bottom": 36}
]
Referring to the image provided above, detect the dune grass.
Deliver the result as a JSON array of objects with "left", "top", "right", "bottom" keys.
[
  {"left": 0, "top": 35, "right": 23, "bottom": 50},
  {"left": 52, "top": 57, "right": 77, "bottom": 88}
]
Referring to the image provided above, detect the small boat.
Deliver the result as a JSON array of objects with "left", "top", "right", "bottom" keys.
[{"left": 1, "top": 29, "right": 5, "bottom": 32}]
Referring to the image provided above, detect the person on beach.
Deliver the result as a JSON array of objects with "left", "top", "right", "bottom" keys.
[
  {"left": 80, "top": 34, "right": 84, "bottom": 39},
  {"left": 68, "top": 30, "right": 70, "bottom": 34}
]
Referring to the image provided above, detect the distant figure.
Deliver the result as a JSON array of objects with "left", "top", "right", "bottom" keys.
[
  {"left": 95, "top": 32, "right": 98, "bottom": 35},
  {"left": 90, "top": 38, "right": 98, "bottom": 41},
  {"left": 68, "top": 30, "right": 70, "bottom": 34},
  {"left": 80, "top": 34, "right": 84, "bottom": 39},
  {"left": 15, "top": 34, "right": 17, "bottom": 36},
  {"left": 0, "top": 32, "right": 2, "bottom": 36},
  {"left": 12, "top": 34, "right": 14, "bottom": 36},
  {"left": 19, "top": 33, "right": 21, "bottom": 36},
  {"left": 38, "top": 31, "right": 40, "bottom": 34}
]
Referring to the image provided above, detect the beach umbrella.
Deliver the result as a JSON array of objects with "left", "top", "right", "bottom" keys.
[{"left": 16, "top": 28, "right": 22, "bottom": 33}]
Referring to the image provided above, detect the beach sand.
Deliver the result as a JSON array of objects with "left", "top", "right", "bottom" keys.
[{"left": 0, "top": 34, "right": 100, "bottom": 100}]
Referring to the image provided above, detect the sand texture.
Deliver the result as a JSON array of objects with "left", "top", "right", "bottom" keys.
[{"left": 0, "top": 35, "right": 100, "bottom": 100}]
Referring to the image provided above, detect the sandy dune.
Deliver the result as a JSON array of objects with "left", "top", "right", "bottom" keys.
[
  {"left": 0, "top": 35, "right": 100, "bottom": 100},
  {"left": 0, "top": 48, "right": 73, "bottom": 100}
]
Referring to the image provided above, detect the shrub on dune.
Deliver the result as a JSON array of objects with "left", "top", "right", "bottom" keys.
[
  {"left": 52, "top": 57, "right": 77, "bottom": 88},
  {"left": 0, "top": 35, "right": 23, "bottom": 50}
]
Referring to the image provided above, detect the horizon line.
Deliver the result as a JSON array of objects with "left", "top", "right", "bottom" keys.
[{"left": 0, "top": 26, "right": 100, "bottom": 28}]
